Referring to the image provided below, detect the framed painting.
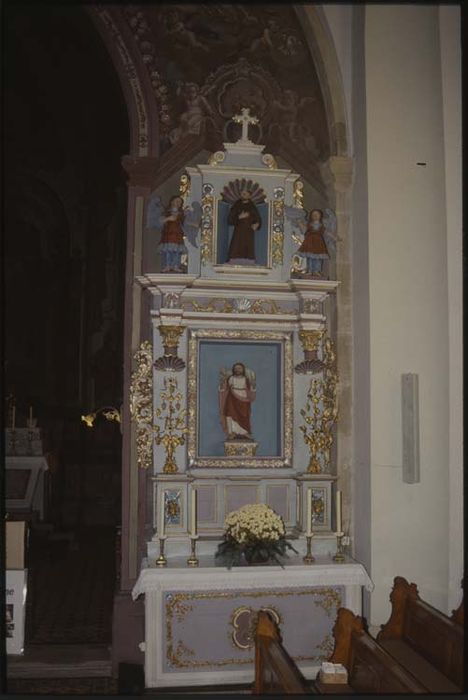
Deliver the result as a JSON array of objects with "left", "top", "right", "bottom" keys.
[{"left": 187, "top": 329, "right": 293, "bottom": 468}]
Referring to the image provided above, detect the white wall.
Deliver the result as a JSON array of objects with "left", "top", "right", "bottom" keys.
[
  {"left": 365, "top": 5, "right": 451, "bottom": 624},
  {"left": 438, "top": 5, "right": 463, "bottom": 613}
]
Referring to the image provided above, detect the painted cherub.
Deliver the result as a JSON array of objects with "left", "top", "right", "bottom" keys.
[{"left": 146, "top": 193, "right": 201, "bottom": 273}]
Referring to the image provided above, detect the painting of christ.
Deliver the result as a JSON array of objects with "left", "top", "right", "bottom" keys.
[{"left": 219, "top": 363, "right": 256, "bottom": 440}]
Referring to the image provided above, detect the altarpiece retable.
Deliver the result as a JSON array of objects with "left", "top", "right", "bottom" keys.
[{"left": 130, "top": 113, "right": 371, "bottom": 687}]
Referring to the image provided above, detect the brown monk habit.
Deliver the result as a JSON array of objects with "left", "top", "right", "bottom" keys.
[{"left": 227, "top": 199, "right": 261, "bottom": 261}]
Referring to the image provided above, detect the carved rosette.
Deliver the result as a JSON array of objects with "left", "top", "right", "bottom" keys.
[
  {"left": 299, "top": 334, "right": 338, "bottom": 474},
  {"left": 129, "top": 340, "right": 153, "bottom": 469}
]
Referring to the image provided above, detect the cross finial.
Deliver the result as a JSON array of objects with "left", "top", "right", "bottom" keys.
[{"left": 232, "top": 108, "right": 259, "bottom": 144}]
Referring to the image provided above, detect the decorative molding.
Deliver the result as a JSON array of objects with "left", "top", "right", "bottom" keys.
[
  {"left": 183, "top": 298, "right": 295, "bottom": 315},
  {"left": 154, "top": 377, "right": 188, "bottom": 474},
  {"left": 272, "top": 187, "right": 285, "bottom": 266},
  {"left": 200, "top": 183, "right": 214, "bottom": 264},
  {"left": 129, "top": 341, "right": 154, "bottom": 470},
  {"left": 299, "top": 335, "right": 338, "bottom": 473},
  {"left": 93, "top": 7, "right": 149, "bottom": 154}
]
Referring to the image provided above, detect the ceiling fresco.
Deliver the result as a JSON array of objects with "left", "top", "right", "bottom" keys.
[{"left": 121, "top": 4, "right": 330, "bottom": 169}]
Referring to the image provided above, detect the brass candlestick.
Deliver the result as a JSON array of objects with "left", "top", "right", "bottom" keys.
[
  {"left": 156, "top": 536, "right": 167, "bottom": 567},
  {"left": 187, "top": 536, "right": 199, "bottom": 567},
  {"left": 333, "top": 532, "right": 345, "bottom": 562},
  {"left": 303, "top": 534, "right": 315, "bottom": 564}
]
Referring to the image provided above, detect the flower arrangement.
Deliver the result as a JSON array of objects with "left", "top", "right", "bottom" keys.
[{"left": 215, "top": 503, "right": 297, "bottom": 568}]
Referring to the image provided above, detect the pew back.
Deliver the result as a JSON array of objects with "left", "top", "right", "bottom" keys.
[{"left": 254, "top": 610, "right": 309, "bottom": 695}]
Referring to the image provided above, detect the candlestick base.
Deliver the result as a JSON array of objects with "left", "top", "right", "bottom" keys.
[
  {"left": 332, "top": 532, "right": 345, "bottom": 562},
  {"left": 156, "top": 537, "right": 167, "bottom": 567},
  {"left": 303, "top": 534, "right": 315, "bottom": 564},
  {"left": 187, "top": 537, "right": 199, "bottom": 567}
]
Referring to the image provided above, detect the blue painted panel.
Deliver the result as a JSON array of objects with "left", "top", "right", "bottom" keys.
[
  {"left": 216, "top": 201, "right": 269, "bottom": 266},
  {"left": 198, "top": 341, "right": 282, "bottom": 457}
]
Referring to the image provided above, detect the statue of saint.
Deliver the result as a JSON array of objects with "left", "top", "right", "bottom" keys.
[
  {"left": 220, "top": 179, "right": 266, "bottom": 265},
  {"left": 219, "top": 363, "right": 256, "bottom": 440},
  {"left": 227, "top": 190, "right": 261, "bottom": 263}
]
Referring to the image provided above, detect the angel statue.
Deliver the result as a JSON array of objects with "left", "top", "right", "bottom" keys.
[
  {"left": 221, "top": 179, "right": 266, "bottom": 265},
  {"left": 286, "top": 206, "right": 337, "bottom": 278},
  {"left": 146, "top": 193, "right": 201, "bottom": 273},
  {"left": 219, "top": 362, "right": 256, "bottom": 441}
]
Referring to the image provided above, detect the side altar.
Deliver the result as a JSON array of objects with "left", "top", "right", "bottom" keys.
[{"left": 130, "top": 111, "right": 368, "bottom": 688}]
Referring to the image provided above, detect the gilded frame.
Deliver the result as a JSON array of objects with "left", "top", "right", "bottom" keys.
[{"left": 187, "top": 329, "right": 293, "bottom": 468}]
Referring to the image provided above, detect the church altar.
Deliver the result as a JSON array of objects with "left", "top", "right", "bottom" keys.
[
  {"left": 133, "top": 555, "right": 373, "bottom": 688},
  {"left": 130, "top": 110, "right": 357, "bottom": 688}
]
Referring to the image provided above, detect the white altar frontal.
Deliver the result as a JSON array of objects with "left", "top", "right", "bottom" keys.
[
  {"left": 130, "top": 113, "right": 366, "bottom": 688},
  {"left": 133, "top": 555, "right": 373, "bottom": 688}
]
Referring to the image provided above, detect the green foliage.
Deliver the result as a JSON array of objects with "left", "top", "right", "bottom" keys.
[{"left": 215, "top": 535, "right": 298, "bottom": 569}]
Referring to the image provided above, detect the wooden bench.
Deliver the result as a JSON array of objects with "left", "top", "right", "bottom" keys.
[
  {"left": 253, "top": 610, "right": 310, "bottom": 695},
  {"left": 376, "top": 576, "right": 464, "bottom": 693},
  {"left": 315, "top": 607, "right": 428, "bottom": 694}
]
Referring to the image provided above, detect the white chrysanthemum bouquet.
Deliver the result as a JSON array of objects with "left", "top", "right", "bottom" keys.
[{"left": 215, "top": 503, "right": 297, "bottom": 568}]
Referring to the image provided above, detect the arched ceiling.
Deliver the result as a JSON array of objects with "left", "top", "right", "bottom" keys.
[{"left": 92, "top": 4, "right": 331, "bottom": 192}]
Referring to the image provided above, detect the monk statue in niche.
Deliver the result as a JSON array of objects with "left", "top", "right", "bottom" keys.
[
  {"left": 219, "top": 363, "right": 256, "bottom": 440},
  {"left": 221, "top": 179, "right": 266, "bottom": 265}
]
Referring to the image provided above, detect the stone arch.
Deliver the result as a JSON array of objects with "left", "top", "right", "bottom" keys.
[
  {"left": 87, "top": 6, "right": 160, "bottom": 158},
  {"left": 293, "top": 5, "right": 349, "bottom": 157}
]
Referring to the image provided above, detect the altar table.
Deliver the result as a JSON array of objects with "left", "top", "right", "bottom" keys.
[{"left": 132, "top": 554, "right": 373, "bottom": 689}]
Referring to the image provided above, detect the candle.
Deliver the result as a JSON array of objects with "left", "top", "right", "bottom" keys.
[
  {"left": 191, "top": 488, "right": 197, "bottom": 537},
  {"left": 159, "top": 490, "right": 165, "bottom": 537},
  {"left": 11, "top": 405, "right": 15, "bottom": 431},
  {"left": 306, "top": 488, "right": 313, "bottom": 537},
  {"left": 29, "top": 406, "right": 33, "bottom": 422},
  {"left": 336, "top": 490, "right": 342, "bottom": 534}
]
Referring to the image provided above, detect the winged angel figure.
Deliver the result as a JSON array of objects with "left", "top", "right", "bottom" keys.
[
  {"left": 146, "top": 193, "right": 201, "bottom": 272},
  {"left": 285, "top": 206, "right": 337, "bottom": 278}
]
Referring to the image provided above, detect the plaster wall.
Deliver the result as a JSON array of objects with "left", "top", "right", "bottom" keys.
[
  {"left": 438, "top": 5, "right": 463, "bottom": 613},
  {"left": 365, "top": 5, "right": 451, "bottom": 624}
]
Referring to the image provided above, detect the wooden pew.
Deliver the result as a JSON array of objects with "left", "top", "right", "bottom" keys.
[
  {"left": 253, "top": 610, "right": 310, "bottom": 695},
  {"left": 377, "top": 576, "right": 463, "bottom": 693},
  {"left": 314, "top": 607, "right": 428, "bottom": 694}
]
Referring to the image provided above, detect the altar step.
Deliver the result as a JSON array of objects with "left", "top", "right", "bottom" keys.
[
  {"left": 7, "top": 643, "right": 111, "bottom": 678},
  {"left": 146, "top": 684, "right": 251, "bottom": 695}
]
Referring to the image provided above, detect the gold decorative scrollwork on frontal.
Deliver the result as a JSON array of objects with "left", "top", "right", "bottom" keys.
[
  {"left": 164, "top": 587, "right": 342, "bottom": 669},
  {"left": 230, "top": 605, "right": 282, "bottom": 650},
  {"left": 129, "top": 340, "right": 153, "bottom": 470}
]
